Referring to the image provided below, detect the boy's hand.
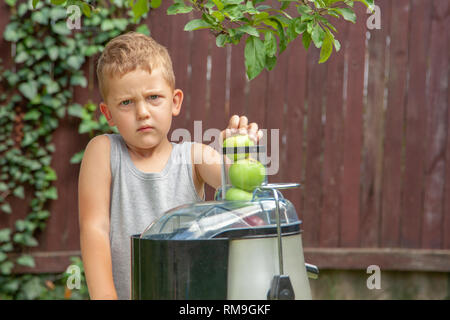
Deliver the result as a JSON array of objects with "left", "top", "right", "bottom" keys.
[{"left": 220, "top": 115, "right": 264, "bottom": 144}]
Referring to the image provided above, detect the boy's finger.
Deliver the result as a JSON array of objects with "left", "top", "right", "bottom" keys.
[
  {"left": 228, "top": 115, "right": 240, "bottom": 129},
  {"left": 247, "top": 123, "right": 258, "bottom": 141},
  {"left": 238, "top": 116, "right": 248, "bottom": 130}
]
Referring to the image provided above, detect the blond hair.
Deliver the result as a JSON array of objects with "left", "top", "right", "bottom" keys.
[{"left": 96, "top": 31, "right": 175, "bottom": 100}]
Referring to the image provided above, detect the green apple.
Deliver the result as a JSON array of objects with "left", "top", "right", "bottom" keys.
[
  {"left": 229, "top": 158, "right": 266, "bottom": 192},
  {"left": 225, "top": 187, "right": 254, "bottom": 201},
  {"left": 223, "top": 134, "right": 254, "bottom": 161}
]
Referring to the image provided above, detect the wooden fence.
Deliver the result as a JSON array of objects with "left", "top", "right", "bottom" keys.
[{"left": 1, "top": 0, "right": 449, "bottom": 274}]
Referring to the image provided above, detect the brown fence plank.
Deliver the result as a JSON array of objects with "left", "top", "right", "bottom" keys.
[
  {"left": 283, "top": 38, "right": 307, "bottom": 220},
  {"left": 169, "top": 13, "right": 192, "bottom": 139},
  {"left": 246, "top": 70, "right": 268, "bottom": 132},
  {"left": 401, "top": 0, "right": 432, "bottom": 248},
  {"left": 208, "top": 43, "right": 228, "bottom": 133},
  {"left": 303, "top": 47, "right": 327, "bottom": 247},
  {"left": 0, "top": 1, "right": 11, "bottom": 70},
  {"left": 360, "top": 0, "right": 390, "bottom": 248},
  {"left": 421, "top": 0, "right": 449, "bottom": 249},
  {"left": 148, "top": 1, "right": 172, "bottom": 49},
  {"left": 187, "top": 29, "right": 210, "bottom": 141},
  {"left": 202, "top": 41, "right": 229, "bottom": 201},
  {"left": 0, "top": 1, "right": 12, "bottom": 233},
  {"left": 320, "top": 18, "right": 348, "bottom": 248},
  {"left": 340, "top": 5, "right": 366, "bottom": 247},
  {"left": 229, "top": 41, "right": 247, "bottom": 116},
  {"left": 265, "top": 46, "right": 289, "bottom": 184},
  {"left": 445, "top": 12, "right": 450, "bottom": 249},
  {"left": 380, "top": 0, "right": 409, "bottom": 248},
  {"left": 304, "top": 247, "right": 450, "bottom": 272}
]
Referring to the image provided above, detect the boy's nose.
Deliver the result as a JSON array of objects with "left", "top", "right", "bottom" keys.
[{"left": 136, "top": 102, "right": 151, "bottom": 120}]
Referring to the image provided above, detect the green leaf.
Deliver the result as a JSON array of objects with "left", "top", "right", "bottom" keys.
[
  {"left": 334, "top": 38, "right": 341, "bottom": 52},
  {"left": 36, "top": 210, "right": 50, "bottom": 219},
  {"left": 150, "top": 0, "right": 162, "bottom": 9},
  {"left": 167, "top": 2, "right": 193, "bottom": 15},
  {"left": 14, "top": 51, "right": 28, "bottom": 64},
  {"left": 236, "top": 25, "right": 259, "bottom": 37},
  {"left": 244, "top": 36, "right": 266, "bottom": 81},
  {"left": 68, "top": 104, "right": 84, "bottom": 118},
  {"left": 44, "top": 166, "right": 57, "bottom": 181},
  {"left": 264, "top": 32, "right": 277, "bottom": 57},
  {"left": 21, "top": 277, "right": 43, "bottom": 300},
  {"left": 48, "top": 46, "right": 59, "bottom": 61},
  {"left": 101, "top": 20, "right": 115, "bottom": 31},
  {"left": 332, "top": 7, "right": 356, "bottom": 23},
  {"left": 16, "top": 254, "right": 35, "bottom": 268},
  {"left": 81, "top": 2, "right": 91, "bottom": 17},
  {"left": 0, "top": 182, "right": 7, "bottom": 192},
  {"left": 50, "top": 0, "right": 66, "bottom": 5},
  {"left": 23, "top": 109, "right": 41, "bottom": 121},
  {"left": 212, "top": 0, "right": 224, "bottom": 11},
  {"left": 0, "top": 229, "right": 11, "bottom": 242},
  {"left": 216, "top": 34, "right": 229, "bottom": 47},
  {"left": 319, "top": 31, "right": 333, "bottom": 63},
  {"left": 18, "top": 81, "right": 38, "bottom": 100},
  {"left": 31, "top": 11, "right": 48, "bottom": 25},
  {"left": 66, "top": 56, "right": 85, "bottom": 70},
  {"left": 51, "top": 21, "right": 71, "bottom": 36},
  {"left": 265, "top": 55, "right": 277, "bottom": 71},
  {"left": 6, "top": 0, "right": 18, "bottom": 7},
  {"left": 302, "top": 32, "right": 312, "bottom": 50},
  {"left": 13, "top": 186, "right": 25, "bottom": 199},
  {"left": 70, "top": 150, "right": 85, "bottom": 164},
  {"left": 44, "top": 186, "right": 58, "bottom": 200},
  {"left": 184, "top": 19, "right": 212, "bottom": 31},
  {"left": 46, "top": 81, "right": 60, "bottom": 95},
  {"left": 132, "top": 0, "right": 149, "bottom": 22},
  {"left": 136, "top": 24, "right": 151, "bottom": 36},
  {"left": 0, "top": 261, "right": 14, "bottom": 275},
  {"left": 112, "top": 19, "right": 128, "bottom": 31},
  {"left": 70, "top": 74, "right": 87, "bottom": 88},
  {"left": 297, "top": 4, "right": 313, "bottom": 16},
  {"left": 311, "top": 24, "right": 325, "bottom": 48},
  {"left": 0, "top": 203, "right": 12, "bottom": 215}
]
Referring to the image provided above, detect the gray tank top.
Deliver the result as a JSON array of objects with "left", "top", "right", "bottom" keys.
[{"left": 105, "top": 134, "right": 203, "bottom": 300}]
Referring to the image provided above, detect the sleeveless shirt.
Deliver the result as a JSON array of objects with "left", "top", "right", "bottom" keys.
[{"left": 105, "top": 134, "right": 203, "bottom": 300}]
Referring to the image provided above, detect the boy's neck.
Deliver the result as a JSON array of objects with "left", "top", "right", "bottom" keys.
[{"left": 125, "top": 136, "right": 172, "bottom": 160}]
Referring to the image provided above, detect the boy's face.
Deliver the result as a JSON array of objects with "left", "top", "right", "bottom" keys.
[{"left": 99, "top": 67, "right": 182, "bottom": 150}]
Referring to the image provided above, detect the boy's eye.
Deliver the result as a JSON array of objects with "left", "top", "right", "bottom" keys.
[
  {"left": 148, "top": 95, "right": 159, "bottom": 100},
  {"left": 120, "top": 100, "right": 131, "bottom": 106}
]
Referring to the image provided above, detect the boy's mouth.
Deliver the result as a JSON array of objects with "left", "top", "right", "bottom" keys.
[{"left": 137, "top": 125, "right": 154, "bottom": 132}]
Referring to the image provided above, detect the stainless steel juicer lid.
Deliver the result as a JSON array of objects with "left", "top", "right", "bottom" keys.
[{"left": 140, "top": 193, "right": 301, "bottom": 241}]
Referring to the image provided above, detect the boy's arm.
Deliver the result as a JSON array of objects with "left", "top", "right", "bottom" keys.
[{"left": 78, "top": 135, "right": 117, "bottom": 300}]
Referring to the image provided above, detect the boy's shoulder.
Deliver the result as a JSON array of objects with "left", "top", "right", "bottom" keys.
[
  {"left": 83, "top": 134, "right": 111, "bottom": 165},
  {"left": 87, "top": 134, "right": 111, "bottom": 150}
]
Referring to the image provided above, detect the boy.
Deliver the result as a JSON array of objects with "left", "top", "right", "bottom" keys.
[{"left": 78, "top": 32, "right": 263, "bottom": 300}]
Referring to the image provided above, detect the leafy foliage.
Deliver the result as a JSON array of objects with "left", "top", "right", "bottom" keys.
[
  {"left": 34, "top": 0, "right": 375, "bottom": 80},
  {"left": 0, "top": 0, "right": 146, "bottom": 299}
]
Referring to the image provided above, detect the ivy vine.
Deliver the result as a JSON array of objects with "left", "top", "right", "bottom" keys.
[{"left": 0, "top": 0, "right": 148, "bottom": 299}]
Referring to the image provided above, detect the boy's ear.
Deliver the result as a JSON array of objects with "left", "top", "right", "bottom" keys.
[
  {"left": 172, "top": 89, "right": 183, "bottom": 116},
  {"left": 99, "top": 102, "right": 115, "bottom": 126}
]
